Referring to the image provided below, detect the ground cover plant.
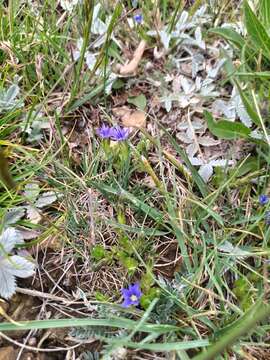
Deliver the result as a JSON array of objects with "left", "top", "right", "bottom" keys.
[{"left": 0, "top": 0, "right": 270, "bottom": 359}]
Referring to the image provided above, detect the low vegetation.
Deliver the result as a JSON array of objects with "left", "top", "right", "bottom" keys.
[{"left": 0, "top": 0, "right": 269, "bottom": 359}]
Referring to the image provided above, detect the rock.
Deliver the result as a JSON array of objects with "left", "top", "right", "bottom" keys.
[{"left": 0, "top": 346, "right": 17, "bottom": 360}]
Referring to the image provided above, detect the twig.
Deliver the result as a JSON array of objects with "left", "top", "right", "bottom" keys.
[
  {"left": 16, "top": 287, "right": 101, "bottom": 305},
  {"left": 0, "top": 331, "right": 84, "bottom": 352},
  {"left": 16, "top": 287, "right": 77, "bottom": 305}
]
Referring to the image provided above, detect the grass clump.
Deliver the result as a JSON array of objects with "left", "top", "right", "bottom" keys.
[{"left": 0, "top": 1, "right": 269, "bottom": 359}]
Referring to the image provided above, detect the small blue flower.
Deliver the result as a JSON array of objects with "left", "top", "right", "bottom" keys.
[
  {"left": 259, "top": 194, "right": 269, "bottom": 205},
  {"left": 110, "top": 126, "right": 129, "bottom": 141},
  {"left": 97, "top": 124, "right": 112, "bottom": 139},
  {"left": 134, "top": 13, "right": 143, "bottom": 24},
  {"left": 121, "top": 283, "right": 142, "bottom": 308}
]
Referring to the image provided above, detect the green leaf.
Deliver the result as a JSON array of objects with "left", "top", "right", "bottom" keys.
[
  {"left": 119, "top": 256, "right": 138, "bottom": 272},
  {"left": 234, "top": 80, "right": 261, "bottom": 126},
  {"left": 234, "top": 157, "right": 260, "bottom": 177},
  {"left": 204, "top": 111, "right": 251, "bottom": 140},
  {"left": 111, "top": 339, "right": 209, "bottom": 351},
  {"left": 0, "top": 317, "right": 179, "bottom": 334},
  {"left": 68, "top": 83, "right": 105, "bottom": 112},
  {"left": 244, "top": 0, "right": 270, "bottom": 60},
  {"left": 210, "top": 27, "right": 254, "bottom": 64},
  {"left": 127, "top": 94, "right": 147, "bottom": 110},
  {"left": 209, "top": 27, "right": 245, "bottom": 49},
  {"left": 259, "top": 0, "right": 270, "bottom": 30},
  {"left": 112, "top": 78, "right": 125, "bottom": 90},
  {"left": 91, "top": 245, "right": 107, "bottom": 261}
]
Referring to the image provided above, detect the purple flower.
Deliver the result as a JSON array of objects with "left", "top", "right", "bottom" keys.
[
  {"left": 134, "top": 14, "right": 143, "bottom": 24},
  {"left": 110, "top": 126, "right": 129, "bottom": 141},
  {"left": 97, "top": 124, "right": 112, "bottom": 139},
  {"left": 259, "top": 195, "right": 269, "bottom": 205},
  {"left": 121, "top": 283, "right": 142, "bottom": 308}
]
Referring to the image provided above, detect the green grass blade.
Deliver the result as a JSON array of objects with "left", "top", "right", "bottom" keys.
[
  {"left": 259, "top": 0, "right": 270, "bottom": 33},
  {"left": 109, "top": 339, "right": 210, "bottom": 351},
  {"left": 0, "top": 317, "right": 179, "bottom": 334},
  {"left": 105, "top": 219, "right": 169, "bottom": 236},
  {"left": 193, "top": 299, "right": 270, "bottom": 360},
  {"left": 244, "top": 0, "right": 270, "bottom": 60},
  {"left": 236, "top": 71, "right": 270, "bottom": 78},
  {"left": 67, "top": 83, "right": 107, "bottom": 113},
  {"left": 91, "top": 182, "right": 164, "bottom": 222},
  {"left": 156, "top": 124, "right": 209, "bottom": 197},
  {"left": 188, "top": 197, "right": 224, "bottom": 226}
]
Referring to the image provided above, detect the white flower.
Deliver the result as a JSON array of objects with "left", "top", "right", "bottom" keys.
[{"left": 0, "top": 228, "right": 35, "bottom": 299}]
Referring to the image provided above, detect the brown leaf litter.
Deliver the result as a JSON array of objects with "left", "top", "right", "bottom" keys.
[
  {"left": 112, "top": 106, "right": 146, "bottom": 128},
  {"left": 117, "top": 40, "right": 147, "bottom": 76}
]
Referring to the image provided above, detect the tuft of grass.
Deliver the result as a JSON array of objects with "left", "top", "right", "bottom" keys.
[{"left": 0, "top": 0, "right": 270, "bottom": 359}]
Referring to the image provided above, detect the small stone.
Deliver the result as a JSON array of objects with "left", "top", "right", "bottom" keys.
[{"left": 0, "top": 346, "right": 17, "bottom": 360}]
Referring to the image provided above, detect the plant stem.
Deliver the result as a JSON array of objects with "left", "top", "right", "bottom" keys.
[{"left": 70, "top": 0, "right": 94, "bottom": 101}]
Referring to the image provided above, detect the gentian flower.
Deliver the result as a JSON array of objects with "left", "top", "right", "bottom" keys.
[
  {"left": 259, "top": 194, "right": 269, "bottom": 205},
  {"left": 134, "top": 14, "right": 143, "bottom": 24},
  {"left": 121, "top": 283, "right": 142, "bottom": 308},
  {"left": 97, "top": 124, "right": 112, "bottom": 139},
  {"left": 110, "top": 126, "right": 129, "bottom": 141}
]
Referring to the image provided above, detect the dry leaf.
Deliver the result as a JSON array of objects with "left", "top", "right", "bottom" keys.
[
  {"left": 119, "top": 40, "right": 147, "bottom": 75},
  {"left": 0, "top": 346, "right": 17, "bottom": 360},
  {"left": 155, "top": 8, "right": 162, "bottom": 30},
  {"left": 113, "top": 106, "right": 146, "bottom": 128},
  {"left": 0, "top": 41, "right": 17, "bottom": 66},
  {"left": 198, "top": 136, "right": 221, "bottom": 146},
  {"left": 26, "top": 206, "right": 42, "bottom": 224},
  {"left": 122, "top": 110, "right": 146, "bottom": 128},
  {"left": 17, "top": 227, "right": 40, "bottom": 240},
  {"left": 176, "top": 132, "right": 193, "bottom": 144},
  {"left": 40, "top": 235, "right": 62, "bottom": 251},
  {"left": 35, "top": 54, "right": 43, "bottom": 83},
  {"left": 142, "top": 176, "right": 156, "bottom": 189},
  {"left": 112, "top": 106, "right": 130, "bottom": 118}
]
